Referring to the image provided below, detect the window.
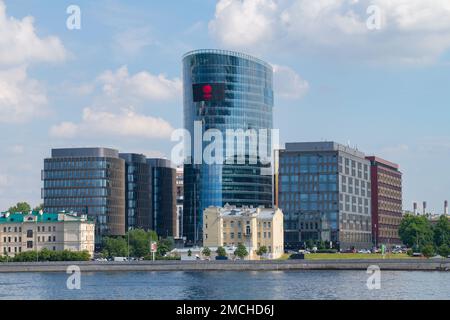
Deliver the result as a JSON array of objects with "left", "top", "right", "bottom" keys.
[
  {"left": 27, "top": 230, "right": 33, "bottom": 238},
  {"left": 53, "top": 236, "right": 56, "bottom": 242},
  {"left": 27, "top": 241, "right": 33, "bottom": 249},
  {"left": 48, "top": 236, "right": 52, "bottom": 242}
]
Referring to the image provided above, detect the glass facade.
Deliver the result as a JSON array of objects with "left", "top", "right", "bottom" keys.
[
  {"left": 42, "top": 148, "right": 125, "bottom": 244},
  {"left": 119, "top": 153, "right": 152, "bottom": 231},
  {"left": 278, "top": 142, "right": 372, "bottom": 250},
  {"left": 148, "top": 158, "right": 176, "bottom": 238},
  {"left": 182, "top": 49, "right": 274, "bottom": 245}
]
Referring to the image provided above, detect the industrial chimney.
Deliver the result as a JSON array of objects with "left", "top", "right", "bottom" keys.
[
  {"left": 445, "top": 200, "right": 448, "bottom": 215},
  {"left": 423, "top": 201, "right": 427, "bottom": 215},
  {"left": 413, "top": 202, "right": 418, "bottom": 215}
]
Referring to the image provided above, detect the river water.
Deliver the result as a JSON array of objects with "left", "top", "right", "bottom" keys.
[{"left": 0, "top": 270, "right": 449, "bottom": 300}]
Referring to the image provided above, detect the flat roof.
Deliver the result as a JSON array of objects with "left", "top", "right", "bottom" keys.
[
  {"left": 51, "top": 147, "right": 119, "bottom": 158},
  {"left": 366, "top": 156, "right": 400, "bottom": 170},
  {"left": 283, "top": 141, "right": 367, "bottom": 159}
]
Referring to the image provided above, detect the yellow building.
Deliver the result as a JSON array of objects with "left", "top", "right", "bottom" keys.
[
  {"left": 203, "top": 205, "right": 284, "bottom": 260},
  {"left": 0, "top": 211, "right": 95, "bottom": 258}
]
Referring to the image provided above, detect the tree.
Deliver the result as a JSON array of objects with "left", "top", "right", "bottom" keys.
[
  {"left": 306, "top": 239, "right": 314, "bottom": 250},
  {"left": 187, "top": 249, "right": 192, "bottom": 257},
  {"left": 256, "top": 246, "right": 268, "bottom": 258},
  {"left": 437, "top": 244, "right": 450, "bottom": 258},
  {"left": 8, "top": 202, "right": 31, "bottom": 213},
  {"left": 101, "top": 236, "right": 128, "bottom": 258},
  {"left": 234, "top": 243, "right": 248, "bottom": 259},
  {"left": 421, "top": 244, "right": 435, "bottom": 258},
  {"left": 433, "top": 216, "right": 450, "bottom": 248},
  {"left": 157, "top": 237, "right": 175, "bottom": 257},
  {"left": 399, "top": 214, "right": 434, "bottom": 248},
  {"left": 216, "top": 246, "right": 226, "bottom": 257},
  {"left": 202, "top": 247, "right": 211, "bottom": 257},
  {"left": 128, "top": 229, "right": 157, "bottom": 258},
  {"left": 33, "top": 203, "right": 44, "bottom": 211}
]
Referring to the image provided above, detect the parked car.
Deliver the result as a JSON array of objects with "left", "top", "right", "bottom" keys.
[
  {"left": 358, "top": 249, "right": 371, "bottom": 254},
  {"left": 215, "top": 256, "right": 228, "bottom": 260},
  {"left": 298, "top": 249, "right": 311, "bottom": 254}
]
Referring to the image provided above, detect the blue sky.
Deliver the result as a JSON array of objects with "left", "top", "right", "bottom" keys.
[{"left": 0, "top": 0, "right": 449, "bottom": 213}]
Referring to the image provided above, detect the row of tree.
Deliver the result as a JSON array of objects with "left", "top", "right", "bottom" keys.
[
  {"left": 200, "top": 244, "right": 268, "bottom": 259},
  {"left": 101, "top": 229, "right": 176, "bottom": 260},
  {"left": 4, "top": 202, "right": 43, "bottom": 213},
  {"left": 0, "top": 249, "right": 91, "bottom": 262},
  {"left": 399, "top": 214, "right": 450, "bottom": 257}
]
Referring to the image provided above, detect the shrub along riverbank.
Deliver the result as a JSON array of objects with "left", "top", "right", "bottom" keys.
[{"left": 0, "top": 249, "right": 91, "bottom": 262}]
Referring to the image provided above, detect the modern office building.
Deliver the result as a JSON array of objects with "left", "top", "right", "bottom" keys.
[
  {"left": 366, "top": 156, "right": 402, "bottom": 247},
  {"left": 203, "top": 205, "right": 284, "bottom": 259},
  {"left": 148, "top": 158, "right": 177, "bottom": 238},
  {"left": 183, "top": 49, "right": 274, "bottom": 245},
  {"left": 176, "top": 166, "right": 184, "bottom": 238},
  {"left": 0, "top": 211, "right": 95, "bottom": 257},
  {"left": 119, "top": 153, "right": 152, "bottom": 231},
  {"left": 42, "top": 148, "right": 125, "bottom": 243},
  {"left": 278, "top": 142, "right": 372, "bottom": 250}
]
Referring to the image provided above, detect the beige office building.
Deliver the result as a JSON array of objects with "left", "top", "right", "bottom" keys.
[
  {"left": 203, "top": 205, "right": 284, "bottom": 260},
  {"left": 0, "top": 211, "right": 95, "bottom": 257}
]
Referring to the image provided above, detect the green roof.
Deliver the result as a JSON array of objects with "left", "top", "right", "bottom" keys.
[{"left": 0, "top": 211, "right": 94, "bottom": 224}]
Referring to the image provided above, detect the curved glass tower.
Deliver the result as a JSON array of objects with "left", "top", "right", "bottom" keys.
[{"left": 182, "top": 49, "right": 274, "bottom": 245}]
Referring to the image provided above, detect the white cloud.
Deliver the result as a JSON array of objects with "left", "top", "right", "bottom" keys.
[
  {"left": 273, "top": 64, "right": 309, "bottom": 99},
  {"left": 209, "top": 0, "right": 450, "bottom": 64},
  {"left": 98, "top": 66, "right": 182, "bottom": 102},
  {"left": 0, "top": 1, "right": 67, "bottom": 123},
  {"left": 0, "top": 66, "right": 48, "bottom": 123},
  {"left": 209, "top": 0, "right": 278, "bottom": 48},
  {"left": 0, "top": 1, "right": 66, "bottom": 66},
  {"left": 50, "top": 107, "right": 175, "bottom": 140}
]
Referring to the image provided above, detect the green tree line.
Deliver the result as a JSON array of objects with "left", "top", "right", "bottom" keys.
[
  {"left": 0, "top": 249, "right": 90, "bottom": 262},
  {"left": 101, "top": 229, "right": 178, "bottom": 260},
  {"left": 399, "top": 214, "right": 450, "bottom": 257}
]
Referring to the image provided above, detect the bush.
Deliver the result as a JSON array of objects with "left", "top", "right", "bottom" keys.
[
  {"left": 406, "top": 249, "right": 414, "bottom": 257},
  {"left": 437, "top": 244, "right": 450, "bottom": 258},
  {"left": 8, "top": 250, "right": 91, "bottom": 262},
  {"left": 421, "top": 245, "right": 436, "bottom": 258},
  {"left": 216, "top": 246, "right": 227, "bottom": 257}
]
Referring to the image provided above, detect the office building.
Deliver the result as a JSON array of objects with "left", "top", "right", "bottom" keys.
[
  {"left": 42, "top": 148, "right": 125, "bottom": 243},
  {"left": 278, "top": 142, "right": 372, "bottom": 250},
  {"left": 183, "top": 49, "right": 274, "bottom": 245},
  {"left": 176, "top": 166, "right": 184, "bottom": 238},
  {"left": 148, "top": 158, "right": 177, "bottom": 238},
  {"left": 203, "top": 205, "right": 284, "bottom": 259},
  {"left": 119, "top": 153, "right": 152, "bottom": 231},
  {"left": 366, "top": 156, "right": 403, "bottom": 247},
  {"left": 0, "top": 211, "right": 95, "bottom": 257}
]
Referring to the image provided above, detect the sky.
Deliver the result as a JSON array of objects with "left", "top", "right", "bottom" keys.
[{"left": 0, "top": 0, "right": 449, "bottom": 213}]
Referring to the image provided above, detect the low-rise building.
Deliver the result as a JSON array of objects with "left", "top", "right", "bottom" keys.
[
  {"left": 0, "top": 211, "right": 95, "bottom": 257},
  {"left": 203, "top": 205, "right": 284, "bottom": 260}
]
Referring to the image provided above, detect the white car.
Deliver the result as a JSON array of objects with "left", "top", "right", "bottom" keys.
[{"left": 358, "top": 249, "right": 371, "bottom": 254}]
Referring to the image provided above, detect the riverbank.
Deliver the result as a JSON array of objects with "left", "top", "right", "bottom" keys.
[{"left": 0, "top": 259, "right": 449, "bottom": 273}]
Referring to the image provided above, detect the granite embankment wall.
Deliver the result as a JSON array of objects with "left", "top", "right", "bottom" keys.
[{"left": 0, "top": 259, "right": 449, "bottom": 273}]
